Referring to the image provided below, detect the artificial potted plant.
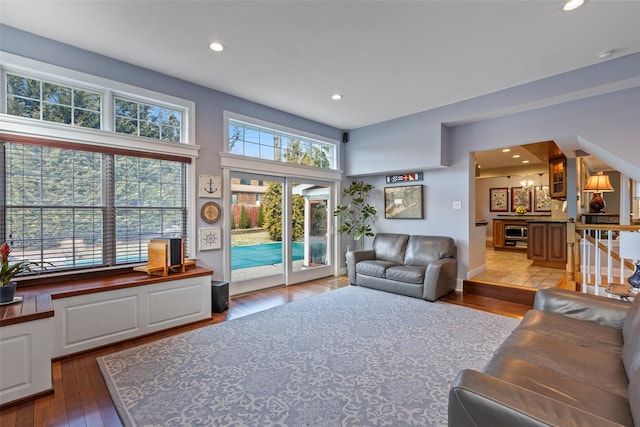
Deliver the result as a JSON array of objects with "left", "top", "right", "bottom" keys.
[
  {"left": 0, "top": 242, "right": 49, "bottom": 303},
  {"left": 333, "top": 181, "right": 377, "bottom": 251}
]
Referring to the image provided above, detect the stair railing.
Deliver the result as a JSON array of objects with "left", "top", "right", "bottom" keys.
[{"left": 572, "top": 223, "right": 640, "bottom": 295}]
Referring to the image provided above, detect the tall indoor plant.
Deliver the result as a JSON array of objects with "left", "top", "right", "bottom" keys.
[
  {"left": 334, "top": 181, "right": 377, "bottom": 251},
  {"left": 0, "top": 242, "right": 49, "bottom": 303}
]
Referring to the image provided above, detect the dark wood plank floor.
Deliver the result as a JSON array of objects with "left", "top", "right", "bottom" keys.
[{"left": 0, "top": 276, "right": 526, "bottom": 426}]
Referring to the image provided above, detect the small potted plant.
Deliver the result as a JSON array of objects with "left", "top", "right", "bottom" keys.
[{"left": 0, "top": 242, "right": 50, "bottom": 303}]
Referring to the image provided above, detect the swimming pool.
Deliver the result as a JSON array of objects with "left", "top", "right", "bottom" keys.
[{"left": 232, "top": 242, "right": 304, "bottom": 270}]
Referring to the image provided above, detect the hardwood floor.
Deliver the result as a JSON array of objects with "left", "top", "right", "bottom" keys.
[{"left": 0, "top": 276, "right": 526, "bottom": 427}]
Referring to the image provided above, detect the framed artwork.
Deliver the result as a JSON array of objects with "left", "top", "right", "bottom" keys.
[
  {"left": 534, "top": 186, "right": 551, "bottom": 212},
  {"left": 199, "top": 175, "right": 221, "bottom": 198},
  {"left": 384, "top": 185, "right": 423, "bottom": 219},
  {"left": 510, "top": 187, "right": 531, "bottom": 212},
  {"left": 199, "top": 227, "right": 221, "bottom": 250},
  {"left": 200, "top": 201, "right": 221, "bottom": 224},
  {"left": 489, "top": 187, "right": 509, "bottom": 212}
]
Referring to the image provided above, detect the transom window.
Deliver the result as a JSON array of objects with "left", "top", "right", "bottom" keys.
[
  {"left": 115, "top": 97, "right": 182, "bottom": 142},
  {"left": 6, "top": 73, "right": 102, "bottom": 129},
  {"left": 4, "top": 72, "right": 186, "bottom": 144},
  {"left": 228, "top": 118, "right": 336, "bottom": 169}
]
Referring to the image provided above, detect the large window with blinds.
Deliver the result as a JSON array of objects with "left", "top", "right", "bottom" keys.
[
  {"left": 1, "top": 57, "right": 196, "bottom": 279},
  {"left": 2, "top": 140, "right": 188, "bottom": 273}
]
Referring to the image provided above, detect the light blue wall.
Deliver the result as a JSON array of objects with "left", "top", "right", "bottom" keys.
[
  {"left": 3, "top": 24, "right": 639, "bottom": 282},
  {"left": 0, "top": 25, "right": 343, "bottom": 280},
  {"left": 346, "top": 53, "right": 640, "bottom": 279}
]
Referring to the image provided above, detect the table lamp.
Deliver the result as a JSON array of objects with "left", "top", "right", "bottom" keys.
[
  {"left": 619, "top": 231, "right": 640, "bottom": 293},
  {"left": 583, "top": 171, "right": 614, "bottom": 213}
]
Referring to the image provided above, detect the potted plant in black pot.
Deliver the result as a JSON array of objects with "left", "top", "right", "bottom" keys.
[
  {"left": 0, "top": 242, "right": 50, "bottom": 304},
  {"left": 333, "top": 180, "right": 377, "bottom": 251}
]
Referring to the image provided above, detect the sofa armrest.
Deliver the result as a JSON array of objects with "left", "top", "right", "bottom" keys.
[
  {"left": 534, "top": 288, "right": 630, "bottom": 329},
  {"left": 345, "top": 250, "right": 375, "bottom": 285},
  {"left": 449, "top": 370, "right": 625, "bottom": 427},
  {"left": 423, "top": 258, "right": 457, "bottom": 301}
]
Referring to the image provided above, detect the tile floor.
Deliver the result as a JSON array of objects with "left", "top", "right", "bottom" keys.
[{"left": 472, "top": 248, "right": 566, "bottom": 289}]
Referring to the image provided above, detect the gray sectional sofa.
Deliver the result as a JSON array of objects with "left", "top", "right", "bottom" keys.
[
  {"left": 449, "top": 288, "right": 640, "bottom": 427},
  {"left": 345, "top": 233, "right": 457, "bottom": 301}
]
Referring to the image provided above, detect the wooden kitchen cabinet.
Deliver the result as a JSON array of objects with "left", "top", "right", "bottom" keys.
[
  {"left": 549, "top": 155, "right": 567, "bottom": 199},
  {"left": 493, "top": 219, "right": 528, "bottom": 251},
  {"left": 527, "top": 221, "right": 567, "bottom": 269}
]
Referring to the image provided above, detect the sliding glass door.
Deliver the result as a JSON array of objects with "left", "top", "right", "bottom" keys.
[
  {"left": 230, "top": 173, "right": 333, "bottom": 294},
  {"left": 288, "top": 180, "right": 332, "bottom": 284}
]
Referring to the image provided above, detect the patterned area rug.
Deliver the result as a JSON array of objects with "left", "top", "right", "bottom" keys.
[{"left": 98, "top": 286, "right": 520, "bottom": 426}]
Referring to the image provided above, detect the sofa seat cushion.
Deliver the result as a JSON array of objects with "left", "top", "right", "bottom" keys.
[
  {"left": 518, "top": 310, "right": 623, "bottom": 356},
  {"left": 356, "top": 260, "right": 400, "bottom": 278},
  {"left": 484, "top": 354, "right": 635, "bottom": 427},
  {"left": 495, "top": 328, "right": 628, "bottom": 397},
  {"left": 385, "top": 265, "right": 425, "bottom": 284}
]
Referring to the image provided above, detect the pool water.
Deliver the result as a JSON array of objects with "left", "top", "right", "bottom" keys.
[{"left": 232, "top": 242, "right": 304, "bottom": 270}]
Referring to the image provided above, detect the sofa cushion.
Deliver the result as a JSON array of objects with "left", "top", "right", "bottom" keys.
[
  {"left": 495, "top": 328, "right": 629, "bottom": 397},
  {"left": 403, "top": 235, "right": 455, "bottom": 266},
  {"left": 518, "top": 310, "right": 623, "bottom": 356},
  {"left": 373, "top": 233, "right": 409, "bottom": 264},
  {"left": 622, "top": 296, "right": 640, "bottom": 380},
  {"left": 385, "top": 265, "right": 425, "bottom": 284},
  {"left": 356, "top": 259, "right": 399, "bottom": 278},
  {"left": 484, "top": 354, "right": 635, "bottom": 427}
]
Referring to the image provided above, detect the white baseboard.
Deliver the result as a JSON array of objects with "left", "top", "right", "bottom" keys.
[{"left": 467, "top": 264, "right": 487, "bottom": 279}]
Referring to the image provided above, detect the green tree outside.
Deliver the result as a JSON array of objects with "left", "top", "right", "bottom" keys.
[{"left": 239, "top": 205, "right": 250, "bottom": 229}]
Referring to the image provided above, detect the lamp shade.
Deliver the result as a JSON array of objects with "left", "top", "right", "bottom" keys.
[
  {"left": 620, "top": 231, "right": 640, "bottom": 262},
  {"left": 583, "top": 171, "right": 614, "bottom": 192}
]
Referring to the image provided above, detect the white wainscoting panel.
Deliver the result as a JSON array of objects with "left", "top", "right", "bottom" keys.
[
  {"left": 148, "top": 282, "right": 204, "bottom": 327},
  {"left": 0, "top": 318, "right": 52, "bottom": 405},
  {"left": 52, "top": 275, "right": 211, "bottom": 357},
  {"left": 64, "top": 295, "right": 139, "bottom": 346}
]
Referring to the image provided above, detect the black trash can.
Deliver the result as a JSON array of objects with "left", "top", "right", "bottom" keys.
[{"left": 211, "top": 281, "right": 229, "bottom": 313}]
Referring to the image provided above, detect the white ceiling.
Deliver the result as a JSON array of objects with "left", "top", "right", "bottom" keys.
[{"left": 1, "top": 1, "right": 639, "bottom": 130}]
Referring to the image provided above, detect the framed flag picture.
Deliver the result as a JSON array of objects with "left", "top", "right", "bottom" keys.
[{"left": 386, "top": 172, "right": 423, "bottom": 184}]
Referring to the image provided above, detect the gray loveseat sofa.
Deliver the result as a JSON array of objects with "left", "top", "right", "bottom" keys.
[
  {"left": 449, "top": 288, "right": 640, "bottom": 427},
  {"left": 345, "top": 233, "right": 457, "bottom": 301}
]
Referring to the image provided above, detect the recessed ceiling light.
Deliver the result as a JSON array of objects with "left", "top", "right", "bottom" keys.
[
  {"left": 209, "top": 41, "right": 225, "bottom": 52},
  {"left": 512, "top": 154, "right": 521, "bottom": 158},
  {"left": 563, "top": 0, "right": 584, "bottom": 11},
  {"left": 502, "top": 148, "right": 511, "bottom": 153},
  {"left": 331, "top": 93, "right": 343, "bottom": 101},
  {"left": 597, "top": 50, "right": 614, "bottom": 60},
  {"left": 522, "top": 160, "right": 530, "bottom": 164}
]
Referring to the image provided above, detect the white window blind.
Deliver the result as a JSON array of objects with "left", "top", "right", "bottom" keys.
[{"left": 2, "top": 140, "right": 188, "bottom": 275}]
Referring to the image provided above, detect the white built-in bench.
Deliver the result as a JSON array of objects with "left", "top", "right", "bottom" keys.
[{"left": 0, "top": 267, "right": 213, "bottom": 407}]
